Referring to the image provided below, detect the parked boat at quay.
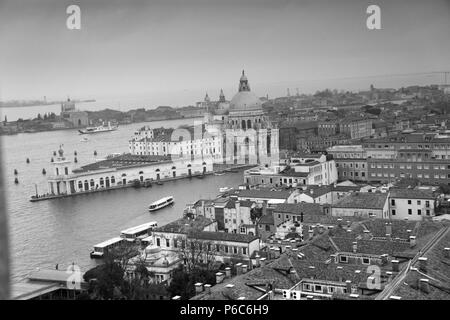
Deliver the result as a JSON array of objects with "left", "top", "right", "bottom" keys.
[
  {"left": 120, "top": 221, "right": 158, "bottom": 242},
  {"left": 90, "top": 237, "right": 125, "bottom": 259},
  {"left": 149, "top": 196, "right": 174, "bottom": 212}
]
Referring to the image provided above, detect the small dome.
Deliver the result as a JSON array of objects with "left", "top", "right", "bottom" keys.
[{"left": 145, "top": 245, "right": 161, "bottom": 255}]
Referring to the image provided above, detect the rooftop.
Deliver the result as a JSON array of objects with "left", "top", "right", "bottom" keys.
[
  {"left": 73, "top": 154, "right": 172, "bottom": 173},
  {"left": 237, "top": 188, "right": 292, "bottom": 200},
  {"left": 389, "top": 188, "right": 435, "bottom": 200},
  {"left": 333, "top": 192, "right": 388, "bottom": 210},
  {"left": 155, "top": 215, "right": 214, "bottom": 234},
  {"left": 273, "top": 203, "right": 323, "bottom": 216},
  {"left": 189, "top": 231, "right": 259, "bottom": 243}
]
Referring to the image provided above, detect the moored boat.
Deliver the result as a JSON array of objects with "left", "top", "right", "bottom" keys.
[{"left": 90, "top": 237, "right": 125, "bottom": 259}]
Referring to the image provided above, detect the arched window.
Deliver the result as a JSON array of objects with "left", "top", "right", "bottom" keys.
[
  {"left": 111, "top": 176, "right": 115, "bottom": 184},
  {"left": 121, "top": 173, "right": 127, "bottom": 177},
  {"left": 78, "top": 181, "right": 83, "bottom": 190},
  {"left": 247, "top": 119, "right": 251, "bottom": 129},
  {"left": 139, "top": 171, "right": 144, "bottom": 175},
  {"left": 241, "top": 120, "right": 246, "bottom": 130},
  {"left": 90, "top": 179, "right": 95, "bottom": 187},
  {"left": 100, "top": 178, "right": 104, "bottom": 186}
]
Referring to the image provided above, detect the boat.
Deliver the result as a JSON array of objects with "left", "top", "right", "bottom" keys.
[
  {"left": 214, "top": 171, "right": 225, "bottom": 176},
  {"left": 156, "top": 181, "right": 163, "bottom": 185},
  {"left": 219, "top": 187, "right": 233, "bottom": 193},
  {"left": 78, "top": 122, "right": 118, "bottom": 134},
  {"left": 90, "top": 237, "right": 125, "bottom": 259},
  {"left": 80, "top": 137, "right": 89, "bottom": 142},
  {"left": 120, "top": 221, "right": 158, "bottom": 242},
  {"left": 196, "top": 174, "right": 205, "bottom": 179},
  {"left": 149, "top": 196, "right": 174, "bottom": 212}
]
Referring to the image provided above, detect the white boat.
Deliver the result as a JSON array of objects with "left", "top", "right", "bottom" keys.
[
  {"left": 219, "top": 187, "right": 233, "bottom": 193},
  {"left": 90, "top": 237, "right": 124, "bottom": 259},
  {"left": 149, "top": 196, "right": 174, "bottom": 212},
  {"left": 80, "top": 137, "right": 89, "bottom": 142},
  {"left": 120, "top": 221, "right": 158, "bottom": 242},
  {"left": 79, "top": 122, "right": 118, "bottom": 134}
]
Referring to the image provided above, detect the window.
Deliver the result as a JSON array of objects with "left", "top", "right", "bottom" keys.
[
  {"left": 408, "top": 209, "right": 412, "bottom": 215},
  {"left": 426, "top": 210, "right": 430, "bottom": 216},
  {"left": 362, "top": 258, "right": 370, "bottom": 265},
  {"left": 166, "top": 239, "right": 170, "bottom": 247},
  {"left": 408, "top": 200, "right": 412, "bottom": 205},
  {"left": 314, "top": 285, "right": 322, "bottom": 292},
  {"left": 417, "top": 200, "right": 421, "bottom": 205},
  {"left": 417, "top": 210, "right": 421, "bottom": 215},
  {"left": 243, "top": 248, "right": 247, "bottom": 255},
  {"left": 339, "top": 256, "right": 348, "bottom": 263},
  {"left": 425, "top": 201, "right": 430, "bottom": 208},
  {"left": 304, "top": 284, "right": 311, "bottom": 291},
  {"left": 391, "top": 209, "right": 396, "bottom": 215},
  {"left": 391, "top": 199, "right": 396, "bottom": 206}
]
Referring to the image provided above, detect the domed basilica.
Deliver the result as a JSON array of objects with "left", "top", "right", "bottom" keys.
[{"left": 203, "top": 71, "right": 279, "bottom": 166}]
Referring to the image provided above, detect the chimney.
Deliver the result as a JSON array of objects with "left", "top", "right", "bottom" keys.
[
  {"left": 391, "top": 260, "right": 399, "bottom": 272},
  {"left": 345, "top": 280, "right": 352, "bottom": 294},
  {"left": 204, "top": 284, "right": 212, "bottom": 294},
  {"left": 225, "top": 284, "right": 235, "bottom": 297},
  {"left": 363, "top": 230, "right": 371, "bottom": 240},
  {"left": 386, "top": 271, "right": 393, "bottom": 282},
  {"left": 225, "top": 267, "right": 231, "bottom": 278},
  {"left": 216, "top": 272, "right": 225, "bottom": 284},
  {"left": 385, "top": 223, "right": 392, "bottom": 238},
  {"left": 352, "top": 241, "right": 358, "bottom": 253},
  {"left": 418, "top": 257, "right": 428, "bottom": 273},
  {"left": 419, "top": 278, "right": 429, "bottom": 293},
  {"left": 260, "top": 257, "right": 267, "bottom": 267},
  {"left": 236, "top": 263, "right": 243, "bottom": 275},
  {"left": 330, "top": 254, "right": 337, "bottom": 264},
  {"left": 337, "top": 266, "right": 344, "bottom": 282},
  {"left": 444, "top": 247, "right": 450, "bottom": 259},
  {"left": 308, "top": 265, "right": 316, "bottom": 279},
  {"left": 194, "top": 283, "right": 204, "bottom": 294},
  {"left": 289, "top": 269, "right": 298, "bottom": 282},
  {"left": 409, "top": 236, "right": 416, "bottom": 248},
  {"left": 381, "top": 254, "right": 389, "bottom": 265},
  {"left": 242, "top": 265, "right": 248, "bottom": 274},
  {"left": 255, "top": 255, "right": 261, "bottom": 267}
]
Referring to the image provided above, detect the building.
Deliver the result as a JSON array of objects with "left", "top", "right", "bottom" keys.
[
  {"left": 45, "top": 147, "right": 213, "bottom": 196},
  {"left": 339, "top": 117, "right": 373, "bottom": 139},
  {"left": 152, "top": 216, "right": 260, "bottom": 266},
  {"left": 60, "top": 98, "right": 89, "bottom": 128},
  {"left": 388, "top": 188, "right": 436, "bottom": 220},
  {"left": 331, "top": 192, "right": 389, "bottom": 219},
  {"left": 129, "top": 125, "right": 222, "bottom": 163},
  {"left": 272, "top": 203, "right": 323, "bottom": 227},
  {"left": 205, "top": 71, "right": 280, "bottom": 166},
  {"left": 243, "top": 154, "right": 338, "bottom": 187},
  {"left": 327, "top": 145, "right": 368, "bottom": 182}
]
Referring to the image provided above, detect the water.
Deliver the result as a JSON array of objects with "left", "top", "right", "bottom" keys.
[{"left": 0, "top": 118, "right": 243, "bottom": 283}]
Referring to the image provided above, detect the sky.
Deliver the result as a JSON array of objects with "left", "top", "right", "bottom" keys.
[{"left": 0, "top": 0, "right": 449, "bottom": 106}]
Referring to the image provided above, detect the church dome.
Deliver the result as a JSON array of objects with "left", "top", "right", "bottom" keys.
[
  {"left": 229, "top": 70, "right": 262, "bottom": 112},
  {"left": 230, "top": 91, "right": 262, "bottom": 111}
]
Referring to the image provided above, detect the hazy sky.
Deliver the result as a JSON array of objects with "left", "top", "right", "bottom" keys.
[{"left": 1, "top": 0, "right": 449, "bottom": 104}]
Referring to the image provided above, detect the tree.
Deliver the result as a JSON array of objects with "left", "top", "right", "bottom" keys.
[{"left": 180, "top": 234, "right": 217, "bottom": 273}]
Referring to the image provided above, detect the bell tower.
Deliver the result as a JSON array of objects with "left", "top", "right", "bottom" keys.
[{"left": 238, "top": 70, "right": 250, "bottom": 92}]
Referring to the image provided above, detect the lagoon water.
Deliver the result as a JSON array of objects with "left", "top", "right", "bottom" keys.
[{"left": 0, "top": 117, "right": 243, "bottom": 282}]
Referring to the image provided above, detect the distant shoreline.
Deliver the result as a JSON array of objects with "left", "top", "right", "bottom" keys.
[{"left": 0, "top": 100, "right": 95, "bottom": 108}]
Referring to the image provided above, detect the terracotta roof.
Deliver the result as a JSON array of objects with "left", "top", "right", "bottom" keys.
[
  {"left": 189, "top": 231, "right": 259, "bottom": 243},
  {"left": 273, "top": 203, "right": 323, "bottom": 216},
  {"left": 333, "top": 192, "right": 388, "bottom": 210},
  {"left": 389, "top": 188, "right": 435, "bottom": 200}
]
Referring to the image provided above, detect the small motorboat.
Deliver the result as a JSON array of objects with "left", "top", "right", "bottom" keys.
[{"left": 80, "top": 137, "right": 89, "bottom": 142}]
